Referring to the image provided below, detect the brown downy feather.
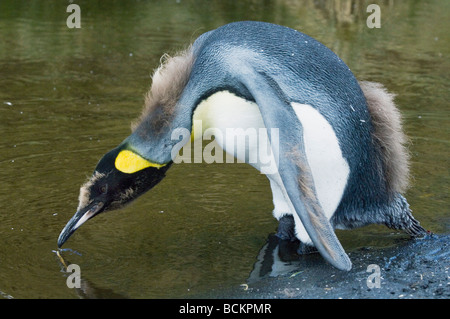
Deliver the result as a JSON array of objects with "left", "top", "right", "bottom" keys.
[
  {"left": 359, "top": 81, "right": 411, "bottom": 194},
  {"left": 131, "top": 46, "right": 195, "bottom": 132},
  {"left": 77, "top": 172, "right": 105, "bottom": 211}
]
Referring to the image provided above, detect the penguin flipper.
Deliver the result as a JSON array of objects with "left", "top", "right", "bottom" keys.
[{"left": 237, "top": 70, "right": 352, "bottom": 271}]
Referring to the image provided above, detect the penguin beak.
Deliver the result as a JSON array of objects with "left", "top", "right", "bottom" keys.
[{"left": 57, "top": 202, "right": 104, "bottom": 248}]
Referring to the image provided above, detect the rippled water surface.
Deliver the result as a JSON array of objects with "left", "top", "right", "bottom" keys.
[{"left": 0, "top": 0, "right": 448, "bottom": 298}]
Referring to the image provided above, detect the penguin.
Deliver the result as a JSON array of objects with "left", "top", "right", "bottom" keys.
[{"left": 57, "top": 21, "right": 426, "bottom": 271}]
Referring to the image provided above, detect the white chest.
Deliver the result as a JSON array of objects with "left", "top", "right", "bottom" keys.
[{"left": 192, "top": 90, "right": 349, "bottom": 233}]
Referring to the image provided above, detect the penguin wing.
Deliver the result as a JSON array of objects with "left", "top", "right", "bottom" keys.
[{"left": 237, "top": 69, "right": 352, "bottom": 271}]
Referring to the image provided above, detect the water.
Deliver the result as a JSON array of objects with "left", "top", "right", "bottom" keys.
[{"left": 0, "top": 0, "right": 448, "bottom": 298}]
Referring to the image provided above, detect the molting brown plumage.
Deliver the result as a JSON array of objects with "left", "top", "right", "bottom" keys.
[
  {"left": 77, "top": 172, "right": 106, "bottom": 211},
  {"left": 131, "top": 46, "right": 195, "bottom": 134},
  {"left": 359, "top": 81, "right": 411, "bottom": 194}
]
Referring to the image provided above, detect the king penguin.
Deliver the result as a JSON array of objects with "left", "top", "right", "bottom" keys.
[{"left": 57, "top": 21, "right": 426, "bottom": 271}]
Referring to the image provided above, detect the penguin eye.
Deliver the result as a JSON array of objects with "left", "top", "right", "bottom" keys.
[{"left": 99, "top": 185, "right": 108, "bottom": 194}]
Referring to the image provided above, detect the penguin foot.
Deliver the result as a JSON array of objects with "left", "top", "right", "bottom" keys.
[
  {"left": 297, "top": 242, "right": 318, "bottom": 255},
  {"left": 276, "top": 215, "right": 319, "bottom": 255},
  {"left": 275, "top": 215, "right": 297, "bottom": 242}
]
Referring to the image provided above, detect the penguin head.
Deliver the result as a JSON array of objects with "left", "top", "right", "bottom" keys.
[{"left": 57, "top": 145, "right": 170, "bottom": 247}]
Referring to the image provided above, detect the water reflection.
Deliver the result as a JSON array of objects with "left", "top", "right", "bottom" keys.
[
  {"left": 248, "top": 234, "right": 302, "bottom": 284},
  {"left": 54, "top": 249, "right": 127, "bottom": 299}
]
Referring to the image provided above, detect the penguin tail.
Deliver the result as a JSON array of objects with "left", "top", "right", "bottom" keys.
[
  {"left": 404, "top": 217, "right": 428, "bottom": 237},
  {"left": 359, "top": 81, "right": 411, "bottom": 195}
]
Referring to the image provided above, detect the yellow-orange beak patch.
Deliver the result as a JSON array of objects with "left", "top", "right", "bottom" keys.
[{"left": 115, "top": 150, "right": 165, "bottom": 174}]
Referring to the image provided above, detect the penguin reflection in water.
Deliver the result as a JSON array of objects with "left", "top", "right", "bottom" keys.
[{"left": 58, "top": 22, "right": 426, "bottom": 271}]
